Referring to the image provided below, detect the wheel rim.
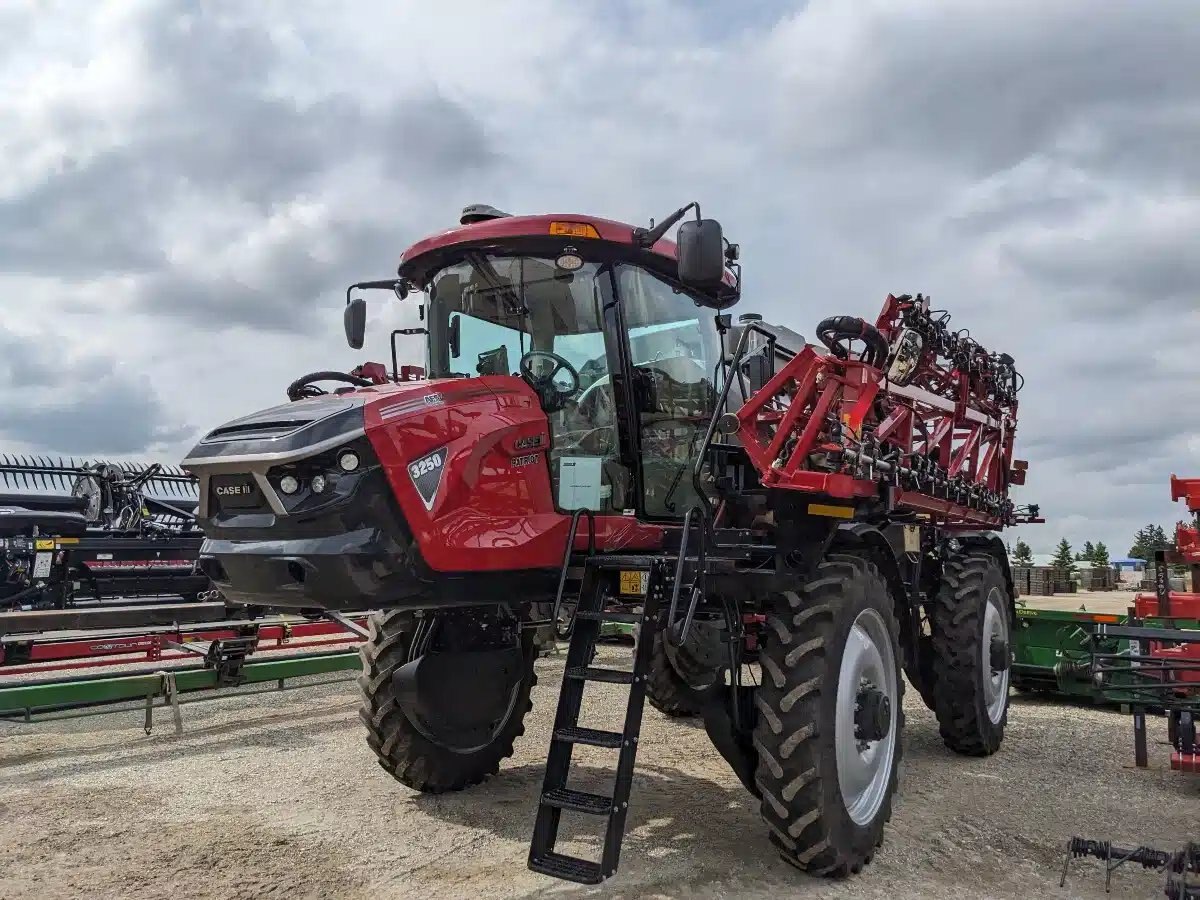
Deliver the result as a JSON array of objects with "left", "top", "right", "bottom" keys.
[
  {"left": 982, "top": 587, "right": 1010, "bottom": 724},
  {"left": 835, "top": 608, "right": 899, "bottom": 826}
]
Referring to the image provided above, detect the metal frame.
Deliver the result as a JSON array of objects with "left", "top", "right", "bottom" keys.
[
  {"left": 723, "top": 294, "right": 1040, "bottom": 529},
  {"left": 1, "top": 614, "right": 368, "bottom": 673},
  {"left": 0, "top": 611, "right": 371, "bottom": 726}
]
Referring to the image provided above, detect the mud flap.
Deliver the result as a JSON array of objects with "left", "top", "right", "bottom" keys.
[
  {"left": 698, "top": 683, "right": 760, "bottom": 796},
  {"left": 393, "top": 646, "right": 524, "bottom": 746}
]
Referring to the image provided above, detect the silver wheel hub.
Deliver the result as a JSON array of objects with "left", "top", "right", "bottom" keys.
[
  {"left": 982, "top": 587, "right": 1010, "bottom": 724},
  {"left": 835, "top": 608, "right": 899, "bottom": 826}
]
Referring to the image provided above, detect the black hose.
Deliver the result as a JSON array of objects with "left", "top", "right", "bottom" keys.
[
  {"left": 286, "top": 371, "right": 373, "bottom": 402},
  {"left": 0, "top": 582, "right": 44, "bottom": 608},
  {"left": 815, "top": 316, "right": 889, "bottom": 368}
]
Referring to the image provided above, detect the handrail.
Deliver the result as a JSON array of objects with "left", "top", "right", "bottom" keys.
[
  {"left": 551, "top": 508, "right": 596, "bottom": 638},
  {"left": 666, "top": 505, "right": 707, "bottom": 646},
  {"left": 690, "top": 322, "right": 780, "bottom": 529}
]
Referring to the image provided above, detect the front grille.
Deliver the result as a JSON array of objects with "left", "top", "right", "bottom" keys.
[{"left": 209, "top": 474, "right": 270, "bottom": 515}]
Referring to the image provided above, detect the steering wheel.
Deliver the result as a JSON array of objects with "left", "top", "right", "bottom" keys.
[
  {"left": 286, "top": 371, "right": 374, "bottom": 402},
  {"left": 519, "top": 350, "right": 580, "bottom": 411}
]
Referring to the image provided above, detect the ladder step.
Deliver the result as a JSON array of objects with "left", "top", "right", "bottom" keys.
[
  {"left": 554, "top": 726, "right": 624, "bottom": 749},
  {"left": 566, "top": 666, "right": 635, "bottom": 684},
  {"left": 541, "top": 787, "right": 613, "bottom": 815},
  {"left": 528, "top": 851, "right": 605, "bottom": 885},
  {"left": 574, "top": 610, "right": 641, "bottom": 624},
  {"left": 584, "top": 555, "right": 656, "bottom": 570}
]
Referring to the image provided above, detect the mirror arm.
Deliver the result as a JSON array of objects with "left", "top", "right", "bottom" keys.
[
  {"left": 346, "top": 278, "right": 411, "bottom": 307},
  {"left": 632, "top": 201, "right": 700, "bottom": 248}
]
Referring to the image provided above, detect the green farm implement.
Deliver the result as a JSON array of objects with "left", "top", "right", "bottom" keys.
[{"left": 1013, "top": 604, "right": 1200, "bottom": 705}]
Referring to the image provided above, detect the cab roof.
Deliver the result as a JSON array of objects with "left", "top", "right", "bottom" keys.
[{"left": 396, "top": 213, "right": 736, "bottom": 299}]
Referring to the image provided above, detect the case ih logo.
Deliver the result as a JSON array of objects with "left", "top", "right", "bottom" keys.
[
  {"left": 214, "top": 484, "right": 252, "bottom": 496},
  {"left": 514, "top": 435, "right": 544, "bottom": 451},
  {"left": 408, "top": 448, "right": 447, "bottom": 511}
]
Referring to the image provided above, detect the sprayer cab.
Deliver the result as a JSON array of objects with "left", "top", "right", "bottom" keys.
[
  {"left": 184, "top": 204, "right": 745, "bottom": 612},
  {"left": 391, "top": 205, "right": 742, "bottom": 517}
]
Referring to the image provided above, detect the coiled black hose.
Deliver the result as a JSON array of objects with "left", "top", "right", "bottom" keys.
[{"left": 815, "top": 316, "right": 889, "bottom": 368}]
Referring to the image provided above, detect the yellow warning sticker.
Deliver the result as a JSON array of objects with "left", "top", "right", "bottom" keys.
[
  {"left": 35, "top": 539, "right": 55, "bottom": 550},
  {"left": 807, "top": 503, "right": 855, "bottom": 519},
  {"left": 619, "top": 570, "right": 649, "bottom": 596}
]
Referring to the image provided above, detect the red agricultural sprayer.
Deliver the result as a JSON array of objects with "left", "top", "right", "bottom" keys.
[{"left": 184, "top": 201, "right": 1040, "bottom": 884}]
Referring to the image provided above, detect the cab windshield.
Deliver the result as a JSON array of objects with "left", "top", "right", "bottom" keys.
[{"left": 425, "top": 253, "right": 718, "bottom": 518}]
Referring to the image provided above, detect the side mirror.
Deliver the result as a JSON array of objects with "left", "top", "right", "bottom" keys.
[
  {"left": 449, "top": 314, "right": 461, "bottom": 359},
  {"left": 344, "top": 297, "right": 366, "bottom": 350},
  {"left": 676, "top": 218, "right": 726, "bottom": 289}
]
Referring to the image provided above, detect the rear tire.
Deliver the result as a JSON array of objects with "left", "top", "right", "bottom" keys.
[
  {"left": 358, "top": 609, "right": 536, "bottom": 793},
  {"left": 643, "top": 622, "right": 727, "bottom": 718},
  {"left": 929, "top": 550, "right": 1012, "bottom": 756},
  {"left": 754, "top": 553, "right": 903, "bottom": 876}
]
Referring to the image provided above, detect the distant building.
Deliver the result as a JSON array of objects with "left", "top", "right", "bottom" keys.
[{"left": 1110, "top": 558, "right": 1147, "bottom": 572}]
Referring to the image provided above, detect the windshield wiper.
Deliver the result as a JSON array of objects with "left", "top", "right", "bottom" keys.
[
  {"left": 463, "top": 250, "right": 530, "bottom": 354},
  {"left": 464, "top": 251, "right": 526, "bottom": 318},
  {"left": 663, "top": 461, "right": 689, "bottom": 513}
]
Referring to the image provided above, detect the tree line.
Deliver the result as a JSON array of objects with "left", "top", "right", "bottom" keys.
[
  {"left": 1009, "top": 522, "right": 1183, "bottom": 571},
  {"left": 1009, "top": 539, "right": 1104, "bottom": 569}
]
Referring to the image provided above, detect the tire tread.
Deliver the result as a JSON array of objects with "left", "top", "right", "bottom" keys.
[
  {"left": 358, "top": 609, "right": 535, "bottom": 793},
  {"left": 929, "top": 551, "right": 1009, "bottom": 756},
  {"left": 753, "top": 553, "right": 904, "bottom": 876}
]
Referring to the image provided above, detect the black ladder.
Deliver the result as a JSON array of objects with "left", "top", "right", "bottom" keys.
[{"left": 528, "top": 556, "right": 666, "bottom": 885}]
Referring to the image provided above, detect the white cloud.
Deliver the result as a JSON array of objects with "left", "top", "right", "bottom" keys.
[{"left": 0, "top": 0, "right": 1196, "bottom": 554}]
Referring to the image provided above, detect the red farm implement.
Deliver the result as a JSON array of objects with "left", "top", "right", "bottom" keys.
[
  {"left": 1092, "top": 475, "right": 1200, "bottom": 774},
  {"left": 0, "top": 612, "right": 369, "bottom": 730}
]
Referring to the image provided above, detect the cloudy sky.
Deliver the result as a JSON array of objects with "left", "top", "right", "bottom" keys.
[{"left": 1, "top": 0, "right": 1197, "bottom": 555}]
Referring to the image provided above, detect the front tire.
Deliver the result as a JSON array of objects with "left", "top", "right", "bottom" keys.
[
  {"left": 929, "top": 550, "right": 1012, "bottom": 756},
  {"left": 754, "top": 553, "right": 903, "bottom": 876},
  {"left": 358, "top": 609, "right": 536, "bottom": 793}
]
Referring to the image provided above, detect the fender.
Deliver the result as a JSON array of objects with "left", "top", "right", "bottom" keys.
[
  {"left": 834, "top": 521, "right": 929, "bottom": 700},
  {"left": 954, "top": 532, "right": 1016, "bottom": 617},
  {"left": 833, "top": 522, "right": 910, "bottom": 626}
]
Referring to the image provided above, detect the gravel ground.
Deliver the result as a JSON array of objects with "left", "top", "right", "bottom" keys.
[{"left": 0, "top": 645, "right": 1196, "bottom": 900}]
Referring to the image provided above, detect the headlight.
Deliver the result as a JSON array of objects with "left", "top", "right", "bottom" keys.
[
  {"left": 311, "top": 474, "right": 328, "bottom": 494},
  {"left": 337, "top": 450, "right": 360, "bottom": 472},
  {"left": 279, "top": 475, "right": 300, "bottom": 495}
]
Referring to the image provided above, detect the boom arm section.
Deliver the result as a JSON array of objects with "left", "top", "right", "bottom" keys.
[
  {"left": 1171, "top": 475, "right": 1200, "bottom": 563},
  {"left": 730, "top": 294, "right": 1039, "bottom": 529}
]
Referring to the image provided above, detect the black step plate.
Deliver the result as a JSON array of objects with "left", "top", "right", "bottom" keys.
[
  {"left": 566, "top": 666, "right": 635, "bottom": 684},
  {"left": 541, "top": 787, "right": 613, "bottom": 815},
  {"left": 529, "top": 851, "right": 604, "bottom": 885},
  {"left": 553, "top": 726, "right": 624, "bottom": 749}
]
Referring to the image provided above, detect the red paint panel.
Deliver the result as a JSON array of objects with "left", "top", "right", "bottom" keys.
[{"left": 363, "top": 374, "right": 663, "bottom": 572}]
